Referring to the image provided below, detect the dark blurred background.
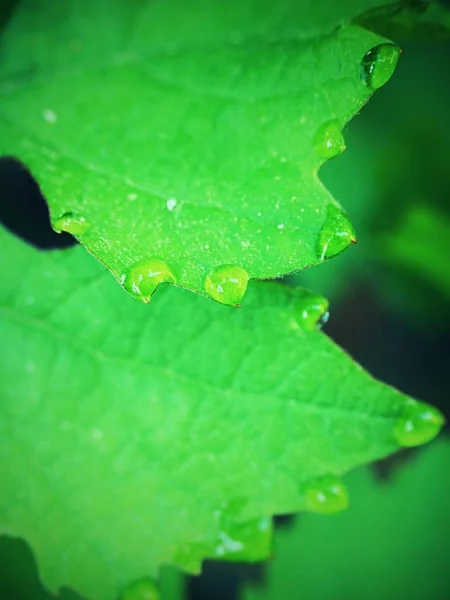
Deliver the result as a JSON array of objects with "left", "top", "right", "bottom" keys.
[{"left": 1, "top": 2, "right": 449, "bottom": 600}]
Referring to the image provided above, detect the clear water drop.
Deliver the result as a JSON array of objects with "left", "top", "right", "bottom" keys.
[
  {"left": 316, "top": 204, "right": 356, "bottom": 261},
  {"left": 314, "top": 119, "right": 346, "bottom": 159},
  {"left": 361, "top": 43, "right": 400, "bottom": 90},
  {"left": 204, "top": 264, "right": 249, "bottom": 306},
  {"left": 120, "top": 578, "right": 159, "bottom": 600},
  {"left": 166, "top": 198, "right": 177, "bottom": 211},
  {"left": 393, "top": 399, "right": 444, "bottom": 447},
  {"left": 123, "top": 258, "right": 176, "bottom": 303},
  {"left": 213, "top": 516, "right": 272, "bottom": 561},
  {"left": 52, "top": 212, "right": 90, "bottom": 235},
  {"left": 293, "top": 291, "right": 329, "bottom": 332},
  {"left": 303, "top": 475, "right": 349, "bottom": 514}
]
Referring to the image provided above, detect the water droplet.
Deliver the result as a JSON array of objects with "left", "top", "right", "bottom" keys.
[
  {"left": 213, "top": 516, "right": 272, "bottom": 561},
  {"left": 52, "top": 212, "right": 90, "bottom": 235},
  {"left": 120, "top": 578, "right": 159, "bottom": 600},
  {"left": 204, "top": 265, "right": 249, "bottom": 306},
  {"left": 393, "top": 400, "right": 444, "bottom": 447},
  {"left": 123, "top": 259, "right": 176, "bottom": 303},
  {"left": 304, "top": 475, "right": 349, "bottom": 514},
  {"left": 314, "top": 119, "right": 346, "bottom": 159},
  {"left": 42, "top": 108, "right": 58, "bottom": 124},
  {"left": 361, "top": 43, "right": 400, "bottom": 90},
  {"left": 316, "top": 205, "right": 356, "bottom": 261},
  {"left": 166, "top": 198, "right": 177, "bottom": 211},
  {"left": 293, "top": 291, "right": 329, "bottom": 332}
]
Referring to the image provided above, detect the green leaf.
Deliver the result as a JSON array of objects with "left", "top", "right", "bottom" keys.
[
  {"left": 0, "top": 227, "right": 443, "bottom": 600},
  {"left": 0, "top": 536, "right": 183, "bottom": 600},
  {"left": 0, "top": 0, "right": 401, "bottom": 303},
  {"left": 242, "top": 438, "right": 450, "bottom": 600}
]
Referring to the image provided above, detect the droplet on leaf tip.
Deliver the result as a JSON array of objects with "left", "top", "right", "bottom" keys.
[
  {"left": 303, "top": 475, "right": 349, "bottom": 514},
  {"left": 314, "top": 120, "right": 346, "bottom": 159},
  {"left": 393, "top": 400, "right": 445, "bottom": 448},
  {"left": 213, "top": 516, "right": 273, "bottom": 562},
  {"left": 122, "top": 258, "right": 176, "bottom": 302},
  {"left": 52, "top": 212, "right": 90, "bottom": 235},
  {"left": 361, "top": 43, "right": 400, "bottom": 91},
  {"left": 120, "top": 578, "right": 159, "bottom": 600},
  {"left": 316, "top": 204, "right": 356, "bottom": 261},
  {"left": 204, "top": 264, "right": 249, "bottom": 306},
  {"left": 293, "top": 291, "right": 329, "bottom": 332}
]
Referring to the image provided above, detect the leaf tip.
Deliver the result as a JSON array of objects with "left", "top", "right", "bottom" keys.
[
  {"left": 393, "top": 400, "right": 445, "bottom": 448},
  {"left": 51, "top": 212, "right": 90, "bottom": 236},
  {"left": 120, "top": 577, "right": 160, "bottom": 600},
  {"left": 292, "top": 290, "right": 330, "bottom": 332},
  {"left": 314, "top": 119, "right": 346, "bottom": 160},
  {"left": 316, "top": 205, "right": 357, "bottom": 261},
  {"left": 361, "top": 43, "right": 401, "bottom": 91},
  {"left": 204, "top": 264, "right": 249, "bottom": 306},
  {"left": 122, "top": 258, "right": 177, "bottom": 302},
  {"left": 303, "top": 475, "right": 350, "bottom": 515}
]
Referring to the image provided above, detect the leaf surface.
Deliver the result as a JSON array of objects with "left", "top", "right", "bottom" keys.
[
  {"left": 0, "top": 227, "right": 443, "bottom": 599},
  {"left": 0, "top": 0, "right": 400, "bottom": 302}
]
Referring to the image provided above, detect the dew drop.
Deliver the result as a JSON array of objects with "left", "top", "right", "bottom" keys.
[
  {"left": 293, "top": 291, "right": 329, "bottom": 332},
  {"left": 303, "top": 475, "right": 349, "bottom": 514},
  {"left": 314, "top": 119, "right": 346, "bottom": 159},
  {"left": 120, "top": 578, "right": 159, "bottom": 600},
  {"left": 204, "top": 264, "right": 249, "bottom": 306},
  {"left": 213, "top": 516, "right": 272, "bottom": 561},
  {"left": 52, "top": 212, "right": 90, "bottom": 235},
  {"left": 393, "top": 400, "right": 444, "bottom": 447},
  {"left": 123, "top": 258, "right": 176, "bottom": 303},
  {"left": 361, "top": 43, "right": 400, "bottom": 90},
  {"left": 316, "top": 204, "right": 356, "bottom": 261},
  {"left": 42, "top": 108, "right": 58, "bottom": 124},
  {"left": 166, "top": 198, "right": 177, "bottom": 211}
]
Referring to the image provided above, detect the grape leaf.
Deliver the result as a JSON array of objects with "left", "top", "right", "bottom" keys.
[
  {"left": 242, "top": 438, "right": 450, "bottom": 600},
  {"left": 0, "top": 226, "right": 443, "bottom": 600},
  {"left": 0, "top": 0, "right": 401, "bottom": 303}
]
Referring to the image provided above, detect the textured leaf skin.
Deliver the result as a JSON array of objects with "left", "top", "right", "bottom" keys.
[
  {"left": 243, "top": 439, "right": 450, "bottom": 600},
  {"left": 0, "top": 0, "right": 399, "bottom": 300},
  {"left": 0, "top": 227, "right": 443, "bottom": 600}
]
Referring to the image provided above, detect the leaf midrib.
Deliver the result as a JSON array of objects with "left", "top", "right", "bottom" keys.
[{"left": 0, "top": 301, "right": 393, "bottom": 423}]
